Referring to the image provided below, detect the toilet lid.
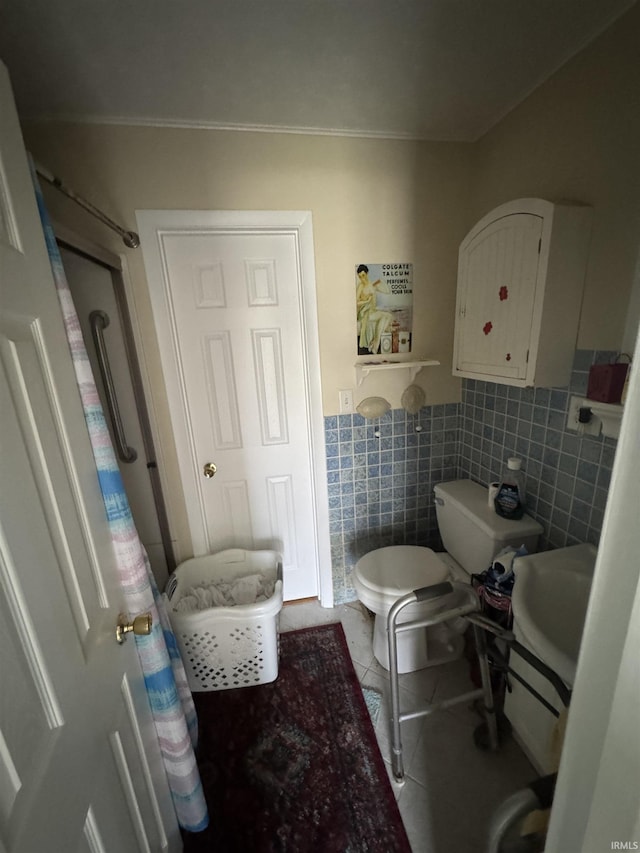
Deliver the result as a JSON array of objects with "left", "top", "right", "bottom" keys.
[{"left": 355, "top": 546, "right": 448, "bottom": 596}]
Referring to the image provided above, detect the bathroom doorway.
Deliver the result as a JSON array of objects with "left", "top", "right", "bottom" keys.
[
  {"left": 57, "top": 229, "right": 175, "bottom": 588},
  {"left": 137, "top": 210, "right": 332, "bottom": 604}
]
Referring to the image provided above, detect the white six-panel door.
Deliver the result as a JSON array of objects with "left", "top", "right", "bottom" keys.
[
  {"left": 0, "top": 62, "right": 180, "bottom": 853},
  {"left": 138, "top": 212, "right": 331, "bottom": 604}
]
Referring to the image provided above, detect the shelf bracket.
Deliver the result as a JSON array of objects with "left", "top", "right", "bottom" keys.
[{"left": 354, "top": 359, "right": 440, "bottom": 387}]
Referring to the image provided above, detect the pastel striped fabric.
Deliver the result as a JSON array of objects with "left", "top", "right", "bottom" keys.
[{"left": 32, "top": 165, "right": 209, "bottom": 832}]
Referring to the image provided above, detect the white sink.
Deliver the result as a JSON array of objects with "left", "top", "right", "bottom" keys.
[{"left": 511, "top": 543, "right": 597, "bottom": 686}]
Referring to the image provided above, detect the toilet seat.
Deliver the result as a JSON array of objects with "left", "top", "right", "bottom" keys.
[
  {"left": 354, "top": 545, "right": 465, "bottom": 672},
  {"left": 354, "top": 546, "right": 448, "bottom": 613}
]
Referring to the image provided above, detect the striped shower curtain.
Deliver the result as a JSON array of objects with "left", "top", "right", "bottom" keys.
[{"left": 31, "top": 164, "right": 208, "bottom": 833}]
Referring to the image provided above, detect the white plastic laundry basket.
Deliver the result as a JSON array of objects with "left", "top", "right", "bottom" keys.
[{"left": 164, "top": 549, "right": 283, "bottom": 692}]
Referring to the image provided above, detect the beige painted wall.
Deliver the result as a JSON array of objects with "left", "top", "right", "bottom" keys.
[
  {"left": 24, "top": 126, "right": 471, "bottom": 413},
  {"left": 470, "top": 1, "right": 640, "bottom": 351},
  {"left": 19, "top": 3, "right": 640, "bottom": 558},
  {"left": 23, "top": 124, "right": 471, "bottom": 556}
]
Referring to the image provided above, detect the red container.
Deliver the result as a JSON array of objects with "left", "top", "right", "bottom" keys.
[{"left": 587, "top": 363, "right": 628, "bottom": 403}]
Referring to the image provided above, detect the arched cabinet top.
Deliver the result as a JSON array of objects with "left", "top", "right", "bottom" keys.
[{"left": 461, "top": 198, "right": 557, "bottom": 249}]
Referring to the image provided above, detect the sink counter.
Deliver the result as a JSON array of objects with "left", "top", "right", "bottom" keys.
[
  {"left": 506, "top": 542, "right": 598, "bottom": 773},
  {"left": 512, "top": 543, "right": 597, "bottom": 686}
]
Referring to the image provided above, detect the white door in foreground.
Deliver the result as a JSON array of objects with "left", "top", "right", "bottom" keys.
[{"left": 0, "top": 61, "right": 180, "bottom": 853}]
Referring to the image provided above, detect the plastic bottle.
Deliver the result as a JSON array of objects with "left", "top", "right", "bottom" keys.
[{"left": 494, "top": 457, "right": 526, "bottom": 520}]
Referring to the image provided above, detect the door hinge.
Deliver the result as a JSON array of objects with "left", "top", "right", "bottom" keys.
[
  {"left": 526, "top": 349, "right": 530, "bottom": 363},
  {"left": 538, "top": 238, "right": 542, "bottom": 253}
]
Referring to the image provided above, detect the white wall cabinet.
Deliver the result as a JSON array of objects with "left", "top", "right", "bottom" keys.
[{"left": 453, "top": 198, "right": 591, "bottom": 387}]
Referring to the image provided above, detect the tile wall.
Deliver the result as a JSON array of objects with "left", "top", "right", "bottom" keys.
[
  {"left": 325, "top": 404, "right": 459, "bottom": 604},
  {"left": 326, "top": 350, "right": 621, "bottom": 604}
]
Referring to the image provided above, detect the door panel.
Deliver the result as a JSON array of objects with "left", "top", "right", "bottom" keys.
[
  {"left": 456, "top": 213, "right": 542, "bottom": 379},
  {"left": 0, "top": 61, "right": 179, "bottom": 852},
  {"left": 2, "top": 315, "right": 106, "bottom": 639},
  {"left": 142, "top": 223, "right": 324, "bottom": 601},
  {"left": 76, "top": 675, "right": 168, "bottom": 853}
]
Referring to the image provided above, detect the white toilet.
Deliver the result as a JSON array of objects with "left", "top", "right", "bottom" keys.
[{"left": 354, "top": 479, "right": 543, "bottom": 673}]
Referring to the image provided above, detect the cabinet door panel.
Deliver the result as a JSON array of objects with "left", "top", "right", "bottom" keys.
[{"left": 456, "top": 213, "right": 542, "bottom": 380}]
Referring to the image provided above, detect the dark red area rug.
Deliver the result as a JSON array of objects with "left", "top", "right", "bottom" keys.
[{"left": 183, "top": 622, "right": 411, "bottom": 852}]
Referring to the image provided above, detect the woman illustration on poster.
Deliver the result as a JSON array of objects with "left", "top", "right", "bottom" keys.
[{"left": 356, "top": 264, "right": 392, "bottom": 354}]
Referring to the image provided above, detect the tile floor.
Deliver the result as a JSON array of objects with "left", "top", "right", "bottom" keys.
[{"left": 280, "top": 600, "right": 536, "bottom": 853}]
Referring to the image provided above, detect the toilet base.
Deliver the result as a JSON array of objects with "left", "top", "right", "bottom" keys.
[{"left": 372, "top": 612, "right": 464, "bottom": 673}]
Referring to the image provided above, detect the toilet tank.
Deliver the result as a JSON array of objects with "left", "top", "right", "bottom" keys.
[{"left": 434, "top": 480, "right": 543, "bottom": 575}]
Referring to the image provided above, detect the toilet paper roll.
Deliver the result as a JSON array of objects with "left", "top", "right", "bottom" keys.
[{"left": 488, "top": 483, "right": 500, "bottom": 510}]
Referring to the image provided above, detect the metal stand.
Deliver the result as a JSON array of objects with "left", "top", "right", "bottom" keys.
[
  {"left": 387, "top": 580, "right": 572, "bottom": 851},
  {"left": 387, "top": 581, "right": 500, "bottom": 782}
]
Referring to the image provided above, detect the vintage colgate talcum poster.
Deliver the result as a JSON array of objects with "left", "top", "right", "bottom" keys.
[{"left": 356, "top": 262, "right": 413, "bottom": 355}]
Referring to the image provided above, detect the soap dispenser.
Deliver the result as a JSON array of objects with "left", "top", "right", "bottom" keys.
[{"left": 494, "top": 457, "right": 526, "bottom": 520}]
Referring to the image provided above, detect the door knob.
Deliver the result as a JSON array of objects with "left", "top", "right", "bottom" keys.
[
  {"left": 116, "top": 612, "right": 152, "bottom": 644},
  {"left": 203, "top": 462, "right": 217, "bottom": 479}
]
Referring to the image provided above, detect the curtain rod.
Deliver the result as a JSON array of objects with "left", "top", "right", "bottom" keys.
[{"left": 35, "top": 163, "right": 140, "bottom": 249}]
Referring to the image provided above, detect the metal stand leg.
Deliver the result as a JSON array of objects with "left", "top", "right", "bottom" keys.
[
  {"left": 388, "top": 599, "right": 405, "bottom": 782},
  {"left": 473, "top": 623, "right": 499, "bottom": 751}
]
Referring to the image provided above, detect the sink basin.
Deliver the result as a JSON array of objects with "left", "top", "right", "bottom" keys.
[{"left": 511, "top": 543, "right": 597, "bottom": 686}]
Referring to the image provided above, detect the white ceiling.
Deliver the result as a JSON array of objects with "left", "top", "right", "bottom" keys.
[{"left": 0, "top": 0, "right": 635, "bottom": 141}]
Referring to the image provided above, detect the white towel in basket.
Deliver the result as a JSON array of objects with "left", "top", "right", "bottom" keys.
[{"left": 174, "top": 573, "right": 275, "bottom": 612}]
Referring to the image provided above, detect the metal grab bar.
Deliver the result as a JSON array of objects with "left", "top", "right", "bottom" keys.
[{"left": 89, "top": 310, "right": 138, "bottom": 463}]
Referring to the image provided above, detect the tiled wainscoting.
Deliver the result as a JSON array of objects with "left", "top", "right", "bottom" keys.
[
  {"left": 327, "top": 350, "right": 620, "bottom": 603},
  {"left": 325, "top": 404, "right": 459, "bottom": 604}
]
